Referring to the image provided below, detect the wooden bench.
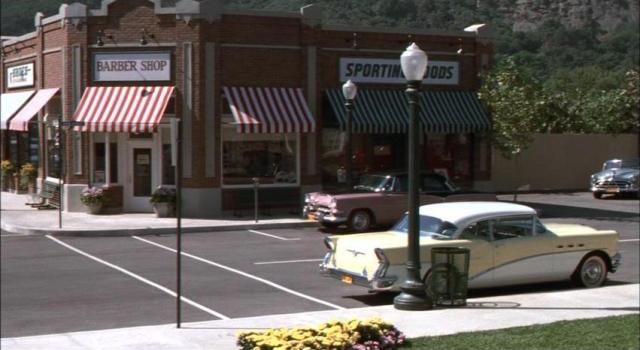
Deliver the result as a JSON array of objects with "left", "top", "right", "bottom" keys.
[{"left": 28, "top": 178, "right": 61, "bottom": 209}]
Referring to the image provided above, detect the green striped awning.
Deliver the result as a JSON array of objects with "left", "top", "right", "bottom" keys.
[{"left": 325, "top": 89, "right": 490, "bottom": 134}]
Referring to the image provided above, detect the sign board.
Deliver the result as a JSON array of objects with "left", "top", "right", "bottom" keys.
[
  {"left": 137, "top": 154, "right": 150, "bottom": 165},
  {"left": 93, "top": 52, "right": 171, "bottom": 82},
  {"left": 339, "top": 57, "right": 459, "bottom": 85},
  {"left": 6, "top": 62, "right": 35, "bottom": 88}
]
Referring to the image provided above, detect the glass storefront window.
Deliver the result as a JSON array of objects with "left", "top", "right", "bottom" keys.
[
  {"left": 46, "top": 125, "right": 60, "bottom": 179},
  {"left": 321, "top": 128, "right": 368, "bottom": 186},
  {"left": 222, "top": 127, "right": 298, "bottom": 186},
  {"left": 92, "top": 133, "right": 118, "bottom": 184},
  {"left": 426, "top": 133, "right": 471, "bottom": 184},
  {"left": 28, "top": 121, "right": 39, "bottom": 168}
]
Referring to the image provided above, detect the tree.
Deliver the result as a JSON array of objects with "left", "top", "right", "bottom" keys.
[{"left": 478, "top": 57, "right": 546, "bottom": 159}]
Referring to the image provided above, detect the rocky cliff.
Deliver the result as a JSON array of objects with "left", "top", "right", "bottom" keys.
[{"left": 507, "top": 0, "right": 639, "bottom": 32}]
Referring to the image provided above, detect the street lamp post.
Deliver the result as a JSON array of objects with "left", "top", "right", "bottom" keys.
[
  {"left": 342, "top": 80, "right": 357, "bottom": 189},
  {"left": 393, "top": 42, "right": 433, "bottom": 310}
]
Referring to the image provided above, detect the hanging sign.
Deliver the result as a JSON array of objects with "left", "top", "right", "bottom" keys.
[
  {"left": 93, "top": 52, "right": 171, "bottom": 81},
  {"left": 6, "top": 62, "right": 35, "bottom": 88},
  {"left": 339, "top": 57, "right": 459, "bottom": 85}
]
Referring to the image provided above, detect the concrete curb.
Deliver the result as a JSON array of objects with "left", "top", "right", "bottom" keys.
[{"left": 0, "top": 220, "right": 319, "bottom": 236}]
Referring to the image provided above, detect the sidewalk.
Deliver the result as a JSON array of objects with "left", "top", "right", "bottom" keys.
[
  {"left": 0, "top": 192, "right": 316, "bottom": 236},
  {"left": 2, "top": 284, "right": 638, "bottom": 350}
]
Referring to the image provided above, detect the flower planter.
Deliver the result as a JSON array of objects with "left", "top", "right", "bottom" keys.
[
  {"left": 1, "top": 175, "right": 10, "bottom": 191},
  {"left": 12, "top": 174, "right": 25, "bottom": 194},
  {"left": 85, "top": 202, "right": 103, "bottom": 215},
  {"left": 153, "top": 202, "right": 175, "bottom": 218}
]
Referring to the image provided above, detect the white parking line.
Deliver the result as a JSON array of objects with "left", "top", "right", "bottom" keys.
[
  {"left": 619, "top": 239, "right": 639, "bottom": 242},
  {"left": 132, "top": 236, "right": 345, "bottom": 310},
  {"left": 45, "top": 235, "right": 229, "bottom": 320},
  {"left": 248, "top": 229, "right": 300, "bottom": 241},
  {"left": 254, "top": 258, "right": 323, "bottom": 265}
]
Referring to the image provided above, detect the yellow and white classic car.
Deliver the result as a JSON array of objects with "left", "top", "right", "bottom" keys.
[{"left": 320, "top": 202, "right": 621, "bottom": 291}]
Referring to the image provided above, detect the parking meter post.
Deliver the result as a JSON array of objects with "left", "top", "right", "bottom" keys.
[
  {"left": 253, "top": 177, "right": 259, "bottom": 223},
  {"left": 57, "top": 121, "right": 62, "bottom": 229}
]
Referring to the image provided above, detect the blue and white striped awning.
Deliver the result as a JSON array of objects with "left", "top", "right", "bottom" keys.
[{"left": 326, "top": 89, "right": 490, "bottom": 134}]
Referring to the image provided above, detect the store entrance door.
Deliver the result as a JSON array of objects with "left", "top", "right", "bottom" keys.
[{"left": 124, "top": 141, "right": 155, "bottom": 212}]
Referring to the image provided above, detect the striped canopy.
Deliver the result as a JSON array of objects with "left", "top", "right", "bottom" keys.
[
  {"left": 326, "top": 89, "right": 490, "bottom": 134},
  {"left": 223, "top": 86, "right": 315, "bottom": 133},
  {"left": 9, "top": 88, "right": 59, "bottom": 131},
  {"left": 72, "top": 86, "right": 174, "bottom": 132}
]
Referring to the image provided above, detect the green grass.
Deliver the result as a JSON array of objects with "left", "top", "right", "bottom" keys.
[{"left": 401, "top": 314, "right": 640, "bottom": 350}]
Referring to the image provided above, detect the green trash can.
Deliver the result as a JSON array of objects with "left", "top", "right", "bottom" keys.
[{"left": 429, "top": 247, "right": 470, "bottom": 307}]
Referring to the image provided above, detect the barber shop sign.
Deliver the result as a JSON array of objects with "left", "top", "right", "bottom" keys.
[
  {"left": 93, "top": 52, "right": 171, "bottom": 81},
  {"left": 6, "top": 62, "right": 35, "bottom": 88}
]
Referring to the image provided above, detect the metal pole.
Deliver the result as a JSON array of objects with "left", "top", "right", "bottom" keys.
[
  {"left": 57, "top": 122, "right": 63, "bottom": 229},
  {"left": 175, "top": 119, "right": 182, "bottom": 328},
  {"left": 344, "top": 99, "right": 353, "bottom": 189},
  {"left": 253, "top": 177, "right": 259, "bottom": 223},
  {"left": 393, "top": 80, "right": 432, "bottom": 310}
]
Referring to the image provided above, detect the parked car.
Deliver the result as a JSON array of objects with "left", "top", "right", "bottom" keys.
[
  {"left": 303, "top": 172, "right": 496, "bottom": 232},
  {"left": 590, "top": 158, "right": 640, "bottom": 199},
  {"left": 320, "top": 201, "right": 620, "bottom": 293}
]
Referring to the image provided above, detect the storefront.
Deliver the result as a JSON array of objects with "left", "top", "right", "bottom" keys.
[
  {"left": 1, "top": 0, "right": 493, "bottom": 217},
  {"left": 1, "top": 59, "right": 59, "bottom": 190}
]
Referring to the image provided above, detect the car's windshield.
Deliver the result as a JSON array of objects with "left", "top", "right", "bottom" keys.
[
  {"left": 392, "top": 214, "right": 457, "bottom": 239},
  {"left": 352, "top": 175, "right": 388, "bottom": 192},
  {"left": 603, "top": 159, "right": 640, "bottom": 170}
]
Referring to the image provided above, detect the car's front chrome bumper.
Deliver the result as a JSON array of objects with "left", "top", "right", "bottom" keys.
[
  {"left": 611, "top": 253, "right": 622, "bottom": 273},
  {"left": 591, "top": 181, "right": 639, "bottom": 194},
  {"left": 303, "top": 206, "right": 348, "bottom": 225}
]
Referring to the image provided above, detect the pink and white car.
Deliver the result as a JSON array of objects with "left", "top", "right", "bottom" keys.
[{"left": 304, "top": 172, "right": 497, "bottom": 232}]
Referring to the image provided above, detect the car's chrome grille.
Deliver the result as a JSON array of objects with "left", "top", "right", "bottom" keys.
[
  {"left": 595, "top": 180, "right": 633, "bottom": 189},
  {"left": 315, "top": 206, "right": 331, "bottom": 214}
]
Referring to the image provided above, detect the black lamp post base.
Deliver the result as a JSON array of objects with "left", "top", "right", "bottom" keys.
[{"left": 393, "top": 281, "right": 433, "bottom": 310}]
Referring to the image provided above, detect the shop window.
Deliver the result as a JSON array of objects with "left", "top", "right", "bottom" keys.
[
  {"left": 9, "top": 134, "right": 19, "bottom": 165},
  {"left": 45, "top": 124, "right": 60, "bottom": 179},
  {"left": 72, "top": 131, "right": 82, "bottom": 175},
  {"left": 320, "top": 128, "right": 368, "bottom": 186},
  {"left": 426, "top": 133, "right": 471, "bottom": 183},
  {"left": 222, "top": 127, "right": 298, "bottom": 186},
  {"left": 92, "top": 133, "right": 118, "bottom": 184},
  {"left": 27, "top": 121, "right": 39, "bottom": 168}
]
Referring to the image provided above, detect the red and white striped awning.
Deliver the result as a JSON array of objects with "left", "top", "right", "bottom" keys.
[
  {"left": 223, "top": 86, "right": 315, "bottom": 133},
  {"left": 73, "top": 86, "right": 174, "bottom": 132},
  {"left": 9, "top": 88, "right": 59, "bottom": 131}
]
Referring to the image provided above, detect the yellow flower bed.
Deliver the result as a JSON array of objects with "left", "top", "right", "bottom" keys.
[{"left": 237, "top": 317, "right": 406, "bottom": 350}]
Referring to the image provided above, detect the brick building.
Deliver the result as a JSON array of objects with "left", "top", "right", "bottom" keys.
[{"left": 0, "top": 0, "right": 493, "bottom": 217}]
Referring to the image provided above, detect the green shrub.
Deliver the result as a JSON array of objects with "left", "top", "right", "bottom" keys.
[{"left": 1, "top": 160, "right": 14, "bottom": 176}]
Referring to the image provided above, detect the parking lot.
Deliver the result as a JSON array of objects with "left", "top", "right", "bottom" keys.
[{"left": 1, "top": 193, "right": 638, "bottom": 338}]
